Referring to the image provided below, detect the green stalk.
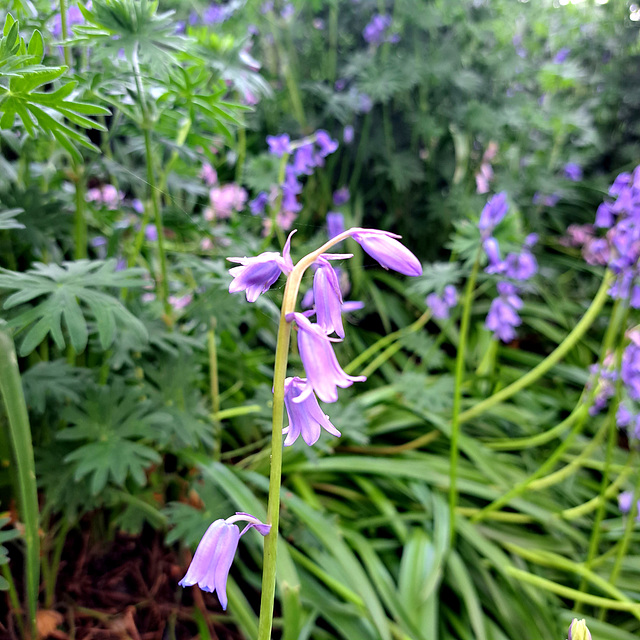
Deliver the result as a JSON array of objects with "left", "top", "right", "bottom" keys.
[
  {"left": 458, "top": 270, "right": 614, "bottom": 425},
  {"left": 448, "top": 250, "right": 480, "bottom": 544},
  {"left": 44, "top": 519, "right": 70, "bottom": 608},
  {"left": 59, "top": 0, "right": 71, "bottom": 67},
  {"left": 0, "top": 327, "right": 39, "bottom": 638},
  {"left": 2, "top": 563, "right": 23, "bottom": 636},
  {"left": 235, "top": 126, "right": 247, "bottom": 183},
  {"left": 73, "top": 166, "right": 87, "bottom": 260},
  {"left": 131, "top": 46, "right": 170, "bottom": 316},
  {"left": 256, "top": 229, "right": 373, "bottom": 640}
]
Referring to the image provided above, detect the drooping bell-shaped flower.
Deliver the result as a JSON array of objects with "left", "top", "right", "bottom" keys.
[
  {"left": 180, "top": 513, "right": 270, "bottom": 609},
  {"left": 286, "top": 312, "right": 366, "bottom": 403},
  {"left": 228, "top": 232, "right": 294, "bottom": 302},
  {"left": 313, "top": 259, "right": 345, "bottom": 338},
  {"left": 479, "top": 192, "right": 508, "bottom": 235},
  {"left": 349, "top": 228, "right": 422, "bottom": 277},
  {"left": 283, "top": 376, "right": 341, "bottom": 446}
]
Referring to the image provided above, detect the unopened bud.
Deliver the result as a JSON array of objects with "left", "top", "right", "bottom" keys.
[{"left": 568, "top": 618, "right": 592, "bottom": 640}]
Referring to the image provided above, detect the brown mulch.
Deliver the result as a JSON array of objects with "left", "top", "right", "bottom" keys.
[{"left": 1, "top": 527, "right": 245, "bottom": 640}]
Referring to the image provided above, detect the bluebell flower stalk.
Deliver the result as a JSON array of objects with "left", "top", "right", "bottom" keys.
[{"left": 235, "top": 226, "right": 422, "bottom": 640}]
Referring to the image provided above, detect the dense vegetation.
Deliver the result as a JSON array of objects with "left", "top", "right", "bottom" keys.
[{"left": 0, "top": 1, "right": 639, "bottom": 639}]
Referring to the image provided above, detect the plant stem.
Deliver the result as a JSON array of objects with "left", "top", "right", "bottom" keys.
[
  {"left": 448, "top": 249, "right": 480, "bottom": 545},
  {"left": 256, "top": 229, "right": 377, "bottom": 640},
  {"left": 0, "top": 327, "right": 39, "bottom": 638},
  {"left": 131, "top": 46, "right": 170, "bottom": 317},
  {"left": 458, "top": 270, "right": 614, "bottom": 425},
  {"left": 235, "top": 126, "right": 246, "bottom": 183},
  {"left": 73, "top": 165, "right": 87, "bottom": 260}
]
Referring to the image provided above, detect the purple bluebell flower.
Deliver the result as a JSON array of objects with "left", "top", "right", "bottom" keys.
[
  {"left": 343, "top": 125, "right": 354, "bottom": 144},
  {"left": 227, "top": 232, "right": 294, "bottom": 302},
  {"left": 315, "top": 130, "right": 339, "bottom": 157},
  {"left": 335, "top": 78, "right": 347, "bottom": 92},
  {"left": 90, "top": 236, "right": 107, "bottom": 248},
  {"left": 169, "top": 294, "right": 193, "bottom": 311},
  {"left": 132, "top": 199, "right": 144, "bottom": 214},
  {"left": 145, "top": 224, "right": 158, "bottom": 242},
  {"left": 350, "top": 228, "right": 422, "bottom": 276},
  {"left": 617, "top": 404, "right": 633, "bottom": 429},
  {"left": 524, "top": 233, "right": 539, "bottom": 248},
  {"left": 485, "top": 282, "right": 523, "bottom": 343},
  {"left": 333, "top": 187, "right": 350, "bottom": 206},
  {"left": 286, "top": 312, "right": 366, "bottom": 403},
  {"left": 203, "top": 3, "right": 227, "bottom": 24},
  {"left": 292, "top": 144, "right": 317, "bottom": 175},
  {"left": 281, "top": 2, "right": 294, "bottom": 19},
  {"left": 479, "top": 192, "right": 509, "bottom": 235},
  {"left": 249, "top": 192, "right": 269, "bottom": 216},
  {"left": 619, "top": 491, "right": 633, "bottom": 514},
  {"left": 283, "top": 377, "right": 341, "bottom": 446},
  {"left": 260, "top": 1, "right": 274, "bottom": 14},
  {"left": 327, "top": 212, "right": 346, "bottom": 240},
  {"left": 342, "top": 300, "right": 364, "bottom": 313},
  {"left": 554, "top": 48, "right": 571, "bottom": 63},
  {"left": 595, "top": 203, "right": 614, "bottom": 228},
  {"left": 622, "top": 341, "right": 640, "bottom": 401},
  {"left": 180, "top": 513, "right": 270, "bottom": 608},
  {"left": 512, "top": 34, "right": 527, "bottom": 58},
  {"left": 503, "top": 250, "right": 538, "bottom": 281},
  {"left": 363, "top": 14, "right": 394, "bottom": 47},
  {"left": 564, "top": 163, "right": 583, "bottom": 182},
  {"left": 267, "top": 134, "right": 291, "bottom": 157},
  {"left": 209, "top": 184, "right": 248, "bottom": 219},
  {"left": 610, "top": 172, "right": 631, "bottom": 197},
  {"left": 426, "top": 285, "right": 458, "bottom": 320},
  {"left": 483, "top": 237, "right": 503, "bottom": 274},
  {"left": 313, "top": 259, "right": 345, "bottom": 338},
  {"left": 284, "top": 166, "right": 303, "bottom": 195},
  {"left": 301, "top": 288, "right": 314, "bottom": 309}
]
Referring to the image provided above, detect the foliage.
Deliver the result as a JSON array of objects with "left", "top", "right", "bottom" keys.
[{"left": 0, "top": 1, "right": 638, "bottom": 639}]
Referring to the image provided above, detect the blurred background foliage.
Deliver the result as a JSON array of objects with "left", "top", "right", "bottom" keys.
[{"left": 0, "top": 0, "right": 639, "bottom": 639}]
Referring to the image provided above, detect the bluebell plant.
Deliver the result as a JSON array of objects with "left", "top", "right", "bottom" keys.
[{"left": 179, "top": 224, "right": 421, "bottom": 636}]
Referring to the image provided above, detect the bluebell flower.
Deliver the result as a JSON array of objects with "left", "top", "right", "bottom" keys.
[
  {"left": 286, "top": 312, "right": 365, "bottom": 403},
  {"left": 479, "top": 192, "right": 509, "bottom": 235},
  {"left": 485, "top": 282, "right": 523, "bottom": 343},
  {"left": 315, "top": 130, "right": 339, "bottom": 157},
  {"left": 292, "top": 144, "right": 316, "bottom": 175},
  {"left": 343, "top": 125, "right": 354, "bottom": 144},
  {"left": 554, "top": 47, "right": 570, "bottom": 63},
  {"left": 227, "top": 232, "right": 294, "bottom": 302},
  {"left": 267, "top": 134, "right": 291, "bottom": 157},
  {"left": 350, "top": 228, "right": 422, "bottom": 276},
  {"left": 426, "top": 285, "right": 458, "bottom": 320},
  {"left": 180, "top": 513, "right": 270, "bottom": 608},
  {"left": 313, "top": 259, "right": 344, "bottom": 338},
  {"left": 333, "top": 187, "right": 350, "bottom": 206},
  {"left": 283, "top": 377, "right": 341, "bottom": 446},
  {"left": 564, "top": 162, "right": 583, "bottom": 182},
  {"left": 249, "top": 191, "right": 269, "bottom": 216}
]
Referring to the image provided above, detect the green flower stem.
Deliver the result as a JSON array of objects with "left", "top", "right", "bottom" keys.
[
  {"left": 73, "top": 165, "right": 87, "bottom": 260},
  {"left": 560, "top": 458, "right": 633, "bottom": 521},
  {"left": 257, "top": 229, "right": 372, "bottom": 640},
  {"left": 577, "top": 301, "right": 627, "bottom": 611},
  {"left": 235, "top": 126, "right": 247, "bottom": 183},
  {"left": 59, "top": 0, "right": 71, "bottom": 67},
  {"left": 143, "top": 127, "right": 170, "bottom": 317},
  {"left": 458, "top": 270, "right": 614, "bottom": 425},
  {"left": 0, "top": 327, "right": 39, "bottom": 638},
  {"left": 485, "top": 401, "right": 587, "bottom": 450},
  {"left": 130, "top": 46, "right": 170, "bottom": 316},
  {"left": 44, "top": 519, "right": 70, "bottom": 608},
  {"left": 448, "top": 249, "right": 481, "bottom": 544},
  {"left": 349, "top": 113, "right": 372, "bottom": 193}
]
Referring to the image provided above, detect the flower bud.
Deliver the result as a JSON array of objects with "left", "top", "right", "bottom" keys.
[{"left": 568, "top": 618, "right": 592, "bottom": 640}]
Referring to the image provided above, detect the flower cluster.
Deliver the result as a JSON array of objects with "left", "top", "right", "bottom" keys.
[
  {"left": 228, "top": 227, "right": 421, "bottom": 445},
  {"left": 363, "top": 14, "right": 399, "bottom": 47},
  {"left": 426, "top": 285, "right": 458, "bottom": 320},
  {"left": 479, "top": 193, "right": 538, "bottom": 342},
  {"left": 250, "top": 130, "right": 340, "bottom": 232},
  {"left": 566, "top": 166, "right": 640, "bottom": 306},
  {"left": 180, "top": 512, "right": 270, "bottom": 608}
]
